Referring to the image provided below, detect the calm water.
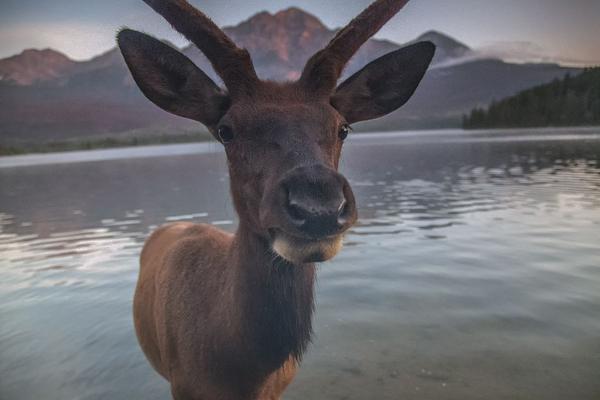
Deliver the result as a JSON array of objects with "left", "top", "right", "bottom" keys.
[{"left": 1, "top": 128, "right": 600, "bottom": 400}]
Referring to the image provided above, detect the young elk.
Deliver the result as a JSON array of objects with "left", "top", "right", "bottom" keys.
[{"left": 118, "top": 0, "right": 434, "bottom": 398}]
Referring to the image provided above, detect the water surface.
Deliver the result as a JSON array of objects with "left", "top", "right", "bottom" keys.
[{"left": 1, "top": 128, "right": 600, "bottom": 399}]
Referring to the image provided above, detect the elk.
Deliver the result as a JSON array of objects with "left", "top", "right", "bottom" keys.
[{"left": 118, "top": 0, "right": 434, "bottom": 398}]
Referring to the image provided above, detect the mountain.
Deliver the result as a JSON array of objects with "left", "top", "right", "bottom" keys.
[
  {"left": 182, "top": 8, "right": 416, "bottom": 81},
  {"left": 0, "top": 49, "right": 77, "bottom": 85},
  {"left": 365, "top": 59, "right": 579, "bottom": 130},
  {"left": 414, "top": 31, "right": 471, "bottom": 66},
  {"left": 222, "top": 7, "right": 335, "bottom": 80},
  {"left": 0, "top": 9, "right": 465, "bottom": 89},
  {"left": 0, "top": 8, "right": 583, "bottom": 148},
  {"left": 463, "top": 67, "right": 600, "bottom": 129}
]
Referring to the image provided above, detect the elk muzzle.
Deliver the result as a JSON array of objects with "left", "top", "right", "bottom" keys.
[{"left": 261, "top": 164, "right": 357, "bottom": 263}]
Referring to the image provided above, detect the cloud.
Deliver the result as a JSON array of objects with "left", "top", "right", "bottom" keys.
[
  {"left": 474, "top": 41, "right": 599, "bottom": 67},
  {"left": 430, "top": 40, "right": 599, "bottom": 69}
]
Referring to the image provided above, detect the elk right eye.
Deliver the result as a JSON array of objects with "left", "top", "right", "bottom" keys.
[
  {"left": 338, "top": 124, "right": 351, "bottom": 141},
  {"left": 217, "top": 126, "right": 234, "bottom": 144}
]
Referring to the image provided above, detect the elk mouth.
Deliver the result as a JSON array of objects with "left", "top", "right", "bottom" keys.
[{"left": 268, "top": 229, "right": 344, "bottom": 264}]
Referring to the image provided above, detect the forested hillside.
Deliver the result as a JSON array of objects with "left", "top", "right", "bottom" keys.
[{"left": 463, "top": 68, "right": 600, "bottom": 129}]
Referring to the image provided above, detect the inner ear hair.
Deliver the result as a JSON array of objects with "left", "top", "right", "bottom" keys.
[
  {"left": 332, "top": 41, "right": 435, "bottom": 124},
  {"left": 117, "top": 29, "right": 229, "bottom": 127}
]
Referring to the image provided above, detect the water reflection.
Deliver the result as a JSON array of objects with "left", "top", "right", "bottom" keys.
[{"left": 1, "top": 130, "right": 600, "bottom": 400}]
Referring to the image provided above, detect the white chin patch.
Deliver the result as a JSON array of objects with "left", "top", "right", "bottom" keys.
[{"left": 272, "top": 233, "right": 343, "bottom": 264}]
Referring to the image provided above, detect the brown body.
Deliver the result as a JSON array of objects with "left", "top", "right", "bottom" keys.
[
  {"left": 136, "top": 222, "right": 309, "bottom": 399},
  {"left": 119, "top": 0, "right": 434, "bottom": 398}
]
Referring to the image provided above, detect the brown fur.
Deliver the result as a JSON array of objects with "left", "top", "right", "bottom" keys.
[
  {"left": 119, "top": 1, "right": 435, "bottom": 398},
  {"left": 137, "top": 222, "right": 313, "bottom": 399}
]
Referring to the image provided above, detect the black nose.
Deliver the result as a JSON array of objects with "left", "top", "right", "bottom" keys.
[{"left": 282, "top": 165, "right": 356, "bottom": 238}]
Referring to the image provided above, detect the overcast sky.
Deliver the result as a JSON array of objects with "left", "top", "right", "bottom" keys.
[{"left": 1, "top": 0, "right": 599, "bottom": 66}]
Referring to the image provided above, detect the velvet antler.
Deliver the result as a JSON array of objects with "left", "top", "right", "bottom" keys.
[
  {"left": 143, "top": 0, "right": 258, "bottom": 97},
  {"left": 300, "top": 0, "right": 410, "bottom": 96}
]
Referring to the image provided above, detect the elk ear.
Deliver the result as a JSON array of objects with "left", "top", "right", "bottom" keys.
[
  {"left": 331, "top": 41, "right": 435, "bottom": 124},
  {"left": 117, "top": 29, "right": 229, "bottom": 128}
]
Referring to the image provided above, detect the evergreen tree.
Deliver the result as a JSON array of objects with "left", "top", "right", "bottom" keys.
[{"left": 463, "top": 67, "right": 600, "bottom": 129}]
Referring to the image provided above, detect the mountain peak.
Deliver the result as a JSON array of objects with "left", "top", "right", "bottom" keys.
[
  {"left": 414, "top": 30, "right": 471, "bottom": 66},
  {"left": 416, "top": 31, "right": 470, "bottom": 51},
  {"left": 275, "top": 6, "right": 310, "bottom": 16},
  {"left": 219, "top": 7, "right": 332, "bottom": 80},
  {"left": 15, "top": 48, "right": 74, "bottom": 62},
  {"left": 0, "top": 48, "right": 75, "bottom": 85},
  {"left": 274, "top": 7, "right": 324, "bottom": 24},
  {"left": 234, "top": 7, "right": 327, "bottom": 32}
]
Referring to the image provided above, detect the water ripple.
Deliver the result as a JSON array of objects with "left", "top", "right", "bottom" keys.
[{"left": 1, "top": 131, "right": 600, "bottom": 400}]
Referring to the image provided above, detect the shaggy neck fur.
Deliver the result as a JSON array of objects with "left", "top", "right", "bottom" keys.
[{"left": 230, "top": 222, "right": 315, "bottom": 369}]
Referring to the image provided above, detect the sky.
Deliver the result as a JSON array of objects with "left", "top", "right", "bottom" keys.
[{"left": 1, "top": 0, "right": 599, "bottom": 66}]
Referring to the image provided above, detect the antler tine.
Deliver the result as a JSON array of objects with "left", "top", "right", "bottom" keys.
[
  {"left": 300, "top": 0, "right": 410, "bottom": 96},
  {"left": 143, "top": 0, "right": 259, "bottom": 96}
]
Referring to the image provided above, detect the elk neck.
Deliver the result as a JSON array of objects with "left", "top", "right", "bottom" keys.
[{"left": 228, "top": 221, "right": 316, "bottom": 368}]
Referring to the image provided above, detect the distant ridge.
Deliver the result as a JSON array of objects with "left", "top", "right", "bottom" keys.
[
  {"left": 0, "top": 7, "right": 581, "bottom": 148},
  {"left": 0, "top": 8, "right": 470, "bottom": 87}
]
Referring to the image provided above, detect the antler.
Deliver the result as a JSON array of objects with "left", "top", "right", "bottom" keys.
[
  {"left": 143, "top": 0, "right": 259, "bottom": 97},
  {"left": 300, "top": 0, "right": 410, "bottom": 96}
]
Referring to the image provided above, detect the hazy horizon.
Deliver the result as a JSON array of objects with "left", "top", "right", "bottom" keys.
[{"left": 1, "top": 0, "right": 599, "bottom": 67}]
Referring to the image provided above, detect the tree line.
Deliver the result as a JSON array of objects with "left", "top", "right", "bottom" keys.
[{"left": 463, "top": 67, "right": 600, "bottom": 129}]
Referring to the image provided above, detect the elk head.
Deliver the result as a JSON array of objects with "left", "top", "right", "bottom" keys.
[{"left": 118, "top": 0, "right": 434, "bottom": 264}]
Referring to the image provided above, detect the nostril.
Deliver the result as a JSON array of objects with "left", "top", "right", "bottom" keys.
[{"left": 287, "top": 200, "right": 307, "bottom": 225}]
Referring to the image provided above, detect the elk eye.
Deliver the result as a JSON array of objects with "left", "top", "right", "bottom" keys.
[
  {"left": 339, "top": 124, "right": 351, "bottom": 141},
  {"left": 217, "top": 126, "right": 234, "bottom": 144}
]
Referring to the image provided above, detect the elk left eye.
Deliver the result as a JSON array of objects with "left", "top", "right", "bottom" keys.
[
  {"left": 217, "top": 126, "right": 234, "bottom": 144},
  {"left": 339, "top": 124, "right": 351, "bottom": 141}
]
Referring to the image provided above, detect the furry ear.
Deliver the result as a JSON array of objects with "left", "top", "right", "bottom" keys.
[
  {"left": 331, "top": 41, "right": 435, "bottom": 124},
  {"left": 117, "top": 29, "right": 229, "bottom": 128}
]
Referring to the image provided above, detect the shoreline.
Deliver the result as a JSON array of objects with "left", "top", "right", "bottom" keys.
[{"left": 1, "top": 126, "right": 599, "bottom": 169}]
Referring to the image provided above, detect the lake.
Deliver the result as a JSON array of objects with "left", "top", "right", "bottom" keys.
[{"left": 1, "top": 128, "right": 600, "bottom": 400}]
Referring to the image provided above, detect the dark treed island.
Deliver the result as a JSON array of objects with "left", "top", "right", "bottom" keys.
[{"left": 464, "top": 67, "right": 600, "bottom": 129}]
